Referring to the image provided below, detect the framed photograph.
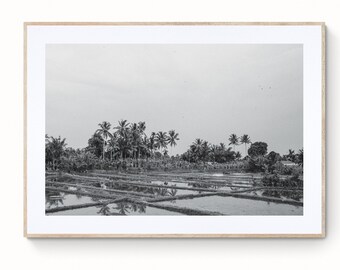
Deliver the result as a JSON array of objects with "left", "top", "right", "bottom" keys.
[{"left": 24, "top": 22, "right": 325, "bottom": 238}]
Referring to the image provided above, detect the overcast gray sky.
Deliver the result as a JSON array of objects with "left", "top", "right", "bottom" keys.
[{"left": 46, "top": 44, "right": 303, "bottom": 156}]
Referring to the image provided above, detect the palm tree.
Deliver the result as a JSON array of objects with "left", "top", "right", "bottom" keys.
[
  {"left": 129, "top": 123, "right": 140, "bottom": 159},
  {"left": 240, "top": 134, "right": 251, "bottom": 157},
  {"left": 163, "top": 149, "right": 169, "bottom": 157},
  {"left": 95, "top": 121, "right": 113, "bottom": 159},
  {"left": 287, "top": 149, "right": 295, "bottom": 162},
  {"left": 193, "top": 138, "right": 203, "bottom": 153},
  {"left": 296, "top": 149, "right": 303, "bottom": 166},
  {"left": 190, "top": 138, "right": 203, "bottom": 162},
  {"left": 137, "top": 121, "right": 146, "bottom": 135},
  {"left": 46, "top": 136, "right": 67, "bottom": 170},
  {"left": 155, "top": 131, "right": 169, "bottom": 156},
  {"left": 114, "top": 120, "right": 130, "bottom": 159},
  {"left": 219, "top": 143, "right": 226, "bottom": 151},
  {"left": 210, "top": 144, "right": 219, "bottom": 162},
  {"left": 235, "top": 151, "right": 242, "bottom": 160},
  {"left": 107, "top": 134, "right": 119, "bottom": 161},
  {"left": 136, "top": 121, "right": 146, "bottom": 159},
  {"left": 193, "top": 138, "right": 203, "bottom": 148},
  {"left": 201, "top": 140, "right": 210, "bottom": 162},
  {"left": 168, "top": 130, "right": 179, "bottom": 155},
  {"left": 148, "top": 132, "right": 156, "bottom": 158},
  {"left": 228, "top": 134, "right": 239, "bottom": 151},
  {"left": 114, "top": 119, "right": 129, "bottom": 137},
  {"left": 45, "top": 134, "right": 50, "bottom": 144},
  {"left": 140, "top": 136, "right": 150, "bottom": 159}
]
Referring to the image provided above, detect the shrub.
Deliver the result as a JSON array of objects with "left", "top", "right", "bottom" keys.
[
  {"left": 261, "top": 174, "right": 280, "bottom": 187},
  {"left": 261, "top": 173, "right": 303, "bottom": 188},
  {"left": 273, "top": 162, "right": 303, "bottom": 176},
  {"left": 244, "top": 156, "right": 266, "bottom": 173}
]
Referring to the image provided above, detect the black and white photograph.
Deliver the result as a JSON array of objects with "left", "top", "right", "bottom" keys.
[
  {"left": 23, "top": 23, "right": 324, "bottom": 237},
  {"left": 45, "top": 43, "right": 304, "bottom": 216}
]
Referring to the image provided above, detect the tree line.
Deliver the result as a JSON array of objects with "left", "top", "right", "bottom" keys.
[
  {"left": 87, "top": 120, "right": 179, "bottom": 160},
  {"left": 46, "top": 120, "right": 179, "bottom": 170},
  {"left": 45, "top": 121, "right": 303, "bottom": 172}
]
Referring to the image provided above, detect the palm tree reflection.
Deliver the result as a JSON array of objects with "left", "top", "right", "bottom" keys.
[
  {"left": 261, "top": 190, "right": 303, "bottom": 201},
  {"left": 96, "top": 202, "right": 148, "bottom": 216},
  {"left": 168, "top": 188, "right": 177, "bottom": 197},
  {"left": 97, "top": 204, "right": 112, "bottom": 215},
  {"left": 45, "top": 192, "right": 65, "bottom": 209},
  {"left": 113, "top": 203, "right": 131, "bottom": 215},
  {"left": 129, "top": 203, "right": 146, "bottom": 213}
]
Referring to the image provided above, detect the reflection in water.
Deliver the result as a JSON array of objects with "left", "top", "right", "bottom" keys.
[
  {"left": 262, "top": 189, "right": 303, "bottom": 202},
  {"left": 168, "top": 188, "right": 178, "bottom": 197},
  {"left": 114, "top": 203, "right": 131, "bottom": 215},
  {"left": 96, "top": 202, "right": 147, "bottom": 215},
  {"left": 188, "top": 182, "right": 223, "bottom": 190},
  {"left": 45, "top": 191, "right": 65, "bottom": 209},
  {"left": 46, "top": 175, "right": 303, "bottom": 215},
  {"left": 159, "top": 195, "right": 303, "bottom": 215},
  {"left": 106, "top": 182, "right": 179, "bottom": 197},
  {"left": 97, "top": 204, "right": 111, "bottom": 215},
  {"left": 126, "top": 203, "right": 146, "bottom": 214}
]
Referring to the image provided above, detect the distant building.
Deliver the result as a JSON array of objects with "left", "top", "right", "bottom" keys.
[{"left": 281, "top": 160, "right": 297, "bottom": 167}]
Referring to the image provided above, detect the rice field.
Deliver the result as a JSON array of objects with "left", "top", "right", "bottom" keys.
[{"left": 45, "top": 171, "right": 303, "bottom": 216}]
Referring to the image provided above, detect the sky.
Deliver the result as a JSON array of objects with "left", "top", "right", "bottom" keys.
[{"left": 46, "top": 44, "right": 303, "bottom": 156}]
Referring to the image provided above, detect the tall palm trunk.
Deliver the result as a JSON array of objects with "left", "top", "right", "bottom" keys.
[{"left": 102, "top": 141, "right": 105, "bottom": 160}]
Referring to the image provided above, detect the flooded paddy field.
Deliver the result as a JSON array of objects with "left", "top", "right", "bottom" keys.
[
  {"left": 46, "top": 171, "right": 303, "bottom": 216},
  {"left": 158, "top": 195, "right": 302, "bottom": 215}
]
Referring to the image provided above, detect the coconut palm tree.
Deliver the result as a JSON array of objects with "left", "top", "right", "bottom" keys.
[
  {"left": 192, "top": 138, "right": 203, "bottom": 153},
  {"left": 201, "top": 140, "right": 210, "bottom": 162},
  {"left": 107, "top": 134, "right": 119, "bottom": 161},
  {"left": 224, "top": 146, "right": 235, "bottom": 162},
  {"left": 168, "top": 130, "right": 179, "bottom": 155},
  {"left": 210, "top": 144, "right": 219, "bottom": 162},
  {"left": 228, "top": 134, "right": 239, "bottom": 151},
  {"left": 45, "top": 134, "right": 50, "bottom": 144},
  {"left": 219, "top": 143, "right": 226, "bottom": 151},
  {"left": 140, "top": 136, "right": 150, "bottom": 159},
  {"left": 95, "top": 121, "right": 113, "bottom": 159},
  {"left": 114, "top": 120, "right": 131, "bottom": 159},
  {"left": 296, "top": 149, "right": 303, "bottom": 166},
  {"left": 137, "top": 121, "right": 146, "bottom": 135},
  {"left": 129, "top": 123, "right": 140, "bottom": 159},
  {"left": 117, "top": 129, "right": 132, "bottom": 159},
  {"left": 190, "top": 138, "right": 203, "bottom": 162},
  {"left": 235, "top": 151, "right": 242, "bottom": 160},
  {"left": 287, "top": 149, "right": 295, "bottom": 162},
  {"left": 136, "top": 121, "right": 146, "bottom": 159},
  {"left": 46, "top": 136, "right": 67, "bottom": 170},
  {"left": 240, "top": 134, "right": 251, "bottom": 157},
  {"left": 114, "top": 119, "right": 129, "bottom": 137},
  {"left": 155, "top": 131, "right": 169, "bottom": 156},
  {"left": 148, "top": 132, "right": 156, "bottom": 158}
]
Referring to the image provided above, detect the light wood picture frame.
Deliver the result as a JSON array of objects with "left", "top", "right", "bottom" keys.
[{"left": 24, "top": 22, "right": 326, "bottom": 238}]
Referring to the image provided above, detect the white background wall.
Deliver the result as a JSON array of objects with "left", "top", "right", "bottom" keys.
[{"left": 0, "top": 1, "right": 338, "bottom": 269}]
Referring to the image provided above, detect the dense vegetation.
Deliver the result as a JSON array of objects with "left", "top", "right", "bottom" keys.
[{"left": 45, "top": 120, "right": 303, "bottom": 175}]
